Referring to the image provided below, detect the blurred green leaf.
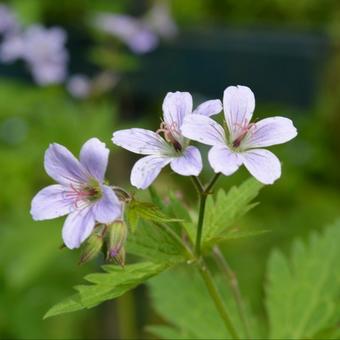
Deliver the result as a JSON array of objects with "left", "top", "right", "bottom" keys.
[
  {"left": 266, "top": 220, "right": 340, "bottom": 339},
  {"left": 147, "top": 265, "right": 262, "bottom": 339}
]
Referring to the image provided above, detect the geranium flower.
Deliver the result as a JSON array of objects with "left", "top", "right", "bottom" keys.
[
  {"left": 30, "top": 138, "right": 122, "bottom": 249},
  {"left": 181, "top": 85, "right": 297, "bottom": 184},
  {"left": 112, "top": 91, "right": 222, "bottom": 189}
]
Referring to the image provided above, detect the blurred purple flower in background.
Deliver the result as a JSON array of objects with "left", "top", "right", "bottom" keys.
[
  {"left": 94, "top": 13, "right": 158, "bottom": 54},
  {"left": 21, "top": 25, "right": 68, "bottom": 85},
  {"left": 67, "top": 74, "right": 91, "bottom": 99},
  {"left": 0, "top": 33, "right": 24, "bottom": 62},
  {"left": 31, "top": 138, "right": 122, "bottom": 249},
  {"left": 0, "top": 4, "right": 19, "bottom": 35},
  {"left": 0, "top": 23, "right": 68, "bottom": 85},
  {"left": 144, "top": 1, "right": 178, "bottom": 39}
]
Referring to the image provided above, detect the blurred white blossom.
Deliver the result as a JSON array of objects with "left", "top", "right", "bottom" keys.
[{"left": 0, "top": 33, "right": 24, "bottom": 62}]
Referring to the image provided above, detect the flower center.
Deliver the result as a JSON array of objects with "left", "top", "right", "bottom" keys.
[
  {"left": 231, "top": 122, "right": 255, "bottom": 149},
  {"left": 65, "top": 179, "right": 102, "bottom": 208},
  {"left": 157, "top": 121, "right": 182, "bottom": 152}
]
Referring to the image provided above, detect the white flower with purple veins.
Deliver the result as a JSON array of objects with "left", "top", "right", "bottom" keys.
[
  {"left": 94, "top": 13, "right": 158, "bottom": 54},
  {"left": 112, "top": 92, "right": 222, "bottom": 189},
  {"left": 181, "top": 86, "right": 298, "bottom": 184},
  {"left": 22, "top": 25, "right": 68, "bottom": 85},
  {"left": 30, "top": 138, "right": 122, "bottom": 249}
]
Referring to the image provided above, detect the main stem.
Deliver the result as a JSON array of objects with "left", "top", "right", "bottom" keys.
[
  {"left": 192, "top": 173, "right": 220, "bottom": 257},
  {"left": 191, "top": 173, "right": 240, "bottom": 338},
  {"left": 198, "top": 260, "right": 239, "bottom": 339}
]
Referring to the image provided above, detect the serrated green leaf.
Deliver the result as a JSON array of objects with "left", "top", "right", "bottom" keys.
[
  {"left": 266, "top": 221, "right": 340, "bottom": 339},
  {"left": 45, "top": 261, "right": 169, "bottom": 319},
  {"left": 126, "top": 220, "right": 188, "bottom": 264},
  {"left": 125, "top": 199, "right": 182, "bottom": 232},
  {"left": 147, "top": 265, "right": 263, "bottom": 339},
  {"left": 184, "top": 178, "right": 263, "bottom": 250}
]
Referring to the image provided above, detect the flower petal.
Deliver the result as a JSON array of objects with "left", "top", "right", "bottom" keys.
[
  {"left": 181, "top": 114, "right": 226, "bottom": 146},
  {"left": 44, "top": 143, "right": 87, "bottom": 185},
  {"left": 112, "top": 128, "right": 170, "bottom": 155},
  {"left": 170, "top": 146, "right": 202, "bottom": 176},
  {"left": 223, "top": 85, "right": 255, "bottom": 139},
  {"left": 241, "top": 149, "right": 281, "bottom": 184},
  {"left": 79, "top": 138, "right": 109, "bottom": 181},
  {"left": 93, "top": 185, "right": 122, "bottom": 224},
  {"left": 208, "top": 146, "right": 242, "bottom": 175},
  {"left": 131, "top": 155, "right": 171, "bottom": 189},
  {"left": 242, "top": 117, "right": 297, "bottom": 148},
  {"left": 192, "top": 99, "right": 222, "bottom": 117},
  {"left": 162, "top": 91, "right": 193, "bottom": 128},
  {"left": 30, "top": 184, "right": 73, "bottom": 220},
  {"left": 62, "top": 206, "right": 95, "bottom": 249}
]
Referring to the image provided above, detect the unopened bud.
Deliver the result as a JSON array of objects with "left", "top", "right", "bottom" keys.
[
  {"left": 79, "top": 225, "right": 105, "bottom": 264},
  {"left": 106, "top": 220, "right": 128, "bottom": 266}
]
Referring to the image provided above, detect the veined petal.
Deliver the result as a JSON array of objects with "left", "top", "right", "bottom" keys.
[
  {"left": 79, "top": 138, "right": 109, "bottom": 182},
  {"left": 112, "top": 128, "right": 170, "bottom": 155},
  {"left": 241, "top": 149, "right": 281, "bottom": 185},
  {"left": 162, "top": 91, "right": 193, "bottom": 127},
  {"left": 44, "top": 143, "right": 87, "bottom": 185},
  {"left": 223, "top": 85, "right": 255, "bottom": 139},
  {"left": 30, "top": 184, "right": 73, "bottom": 220},
  {"left": 181, "top": 114, "right": 226, "bottom": 146},
  {"left": 93, "top": 185, "right": 122, "bottom": 224},
  {"left": 242, "top": 117, "right": 297, "bottom": 149},
  {"left": 62, "top": 206, "right": 95, "bottom": 249},
  {"left": 208, "top": 146, "right": 242, "bottom": 175},
  {"left": 131, "top": 155, "right": 171, "bottom": 189},
  {"left": 170, "top": 146, "right": 202, "bottom": 176},
  {"left": 192, "top": 99, "right": 222, "bottom": 117}
]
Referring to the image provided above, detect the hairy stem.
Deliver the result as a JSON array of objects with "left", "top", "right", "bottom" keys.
[
  {"left": 198, "top": 260, "right": 240, "bottom": 339},
  {"left": 213, "top": 246, "right": 251, "bottom": 339}
]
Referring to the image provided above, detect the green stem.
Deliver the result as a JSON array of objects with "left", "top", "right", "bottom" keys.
[
  {"left": 198, "top": 260, "right": 240, "bottom": 339},
  {"left": 213, "top": 246, "right": 251, "bottom": 339},
  {"left": 192, "top": 173, "right": 221, "bottom": 257},
  {"left": 195, "top": 194, "right": 207, "bottom": 256}
]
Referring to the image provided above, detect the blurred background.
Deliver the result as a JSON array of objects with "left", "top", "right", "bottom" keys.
[{"left": 0, "top": 0, "right": 340, "bottom": 338}]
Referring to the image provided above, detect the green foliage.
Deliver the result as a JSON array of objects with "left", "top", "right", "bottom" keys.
[
  {"left": 147, "top": 265, "right": 261, "bottom": 339},
  {"left": 125, "top": 198, "right": 181, "bottom": 232},
  {"left": 266, "top": 220, "right": 340, "bottom": 339},
  {"left": 45, "top": 262, "right": 169, "bottom": 319},
  {"left": 126, "top": 220, "right": 187, "bottom": 264},
  {"left": 184, "top": 178, "right": 264, "bottom": 251}
]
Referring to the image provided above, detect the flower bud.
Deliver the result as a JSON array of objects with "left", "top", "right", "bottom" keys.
[
  {"left": 79, "top": 225, "right": 105, "bottom": 264},
  {"left": 106, "top": 220, "right": 128, "bottom": 266}
]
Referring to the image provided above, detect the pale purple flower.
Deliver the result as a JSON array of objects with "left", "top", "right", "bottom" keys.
[
  {"left": 144, "top": 1, "right": 178, "bottom": 39},
  {"left": 0, "top": 5, "right": 19, "bottom": 35},
  {"left": 21, "top": 25, "right": 68, "bottom": 85},
  {"left": 181, "top": 86, "right": 298, "bottom": 184},
  {"left": 93, "top": 13, "right": 158, "bottom": 54},
  {"left": 0, "top": 33, "right": 24, "bottom": 62},
  {"left": 112, "top": 92, "right": 222, "bottom": 189},
  {"left": 30, "top": 138, "right": 122, "bottom": 249},
  {"left": 67, "top": 74, "right": 91, "bottom": 99}
]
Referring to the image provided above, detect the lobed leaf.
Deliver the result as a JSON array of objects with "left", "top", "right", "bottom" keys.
[{"left": 266, "top": 220, "right": 340, "bottom": 339}]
